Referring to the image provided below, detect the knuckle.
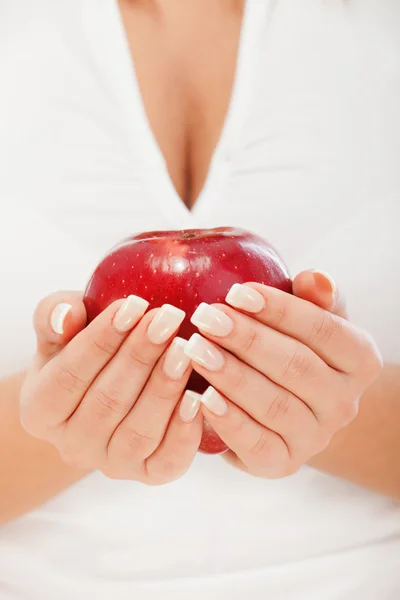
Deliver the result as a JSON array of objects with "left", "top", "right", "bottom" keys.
[
  {"left": 271, "top": 302, "right": 288, "bottom": 328},
  {"left": 336, "top": 399, "right": 359, "bottom": 427},
  {"left": 349, "top": 328, "right": 383, "bottom": 377},
  {"left": 116, "top": 426, "right": 156, "bottom": 459},
  {"left": 58, "top": 446, "right": 88, "bottom": 470},
  {"left": 280, "top": 461, "right": 301, "bottom": 478},
  {"left": 309, "top": 312, "right": 339, "bottom": 347},
  {"left": 150, "top": 384, "right": 179, "bottom": 406},
  {"left": 229, "top": 366, "right": 249, "bottom": 396},
  {"left": 361, "top": 339, "right": 384, "bottom": 378},
  {"left": 127, "top": 344, "right": 155, "bottom": 371},
  {"left": 248, "top": 430, "right": 272, "bottom": 461},
  {"left": 92, "top": 388, "right": 131, "bottom": 418},
  {"left": 90, "top": 330, "right": 117, "bottom": 357},
  {"left": 313, "top": 429, "right": 333, "bottom": 455},
  {"left": 263, "top": 387, "right": 292, "bottom": 424},
  {"left": 55, "top": 365, "right": 87, "bottom": 395},
  {"left": 241, "top": 327, "right": 260, "bottom": 355},
  {"left": 255, "top": 456, "right": 296, "bottom": 479},
  {"left": 148, "top": 458, "right": 183, "bottom": 485},
  {"left": 280, "top": 350, "right": 312, "bottom": 384},
  {"left": 225, "top": 410, "right": 248, "bottom": 440}
]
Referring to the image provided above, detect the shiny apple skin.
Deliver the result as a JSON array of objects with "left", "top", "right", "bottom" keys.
[{"left": 83, "top": 227, "right": 292, "bottom": 454}]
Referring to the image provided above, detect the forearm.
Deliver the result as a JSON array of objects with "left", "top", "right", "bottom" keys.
[
  {"left": 309, "top": 364, "right": 400, "bottom": 500},
  {"left": 0, "top": 372, "right": 88, "bottom": 526}
]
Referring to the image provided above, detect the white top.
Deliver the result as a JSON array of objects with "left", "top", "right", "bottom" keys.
[{"left": 1, "top": 1, "right": 400, "bottom": 598}]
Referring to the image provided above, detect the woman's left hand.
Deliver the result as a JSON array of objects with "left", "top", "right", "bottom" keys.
[{"left": 184, "top": 270, "right": 383, "bottom": 477}]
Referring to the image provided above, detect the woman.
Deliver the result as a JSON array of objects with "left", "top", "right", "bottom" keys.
[{"left": 1, "top": 0, "right": 399, "bottom": 598}]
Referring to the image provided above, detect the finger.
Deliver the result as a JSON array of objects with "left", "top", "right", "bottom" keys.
[
  {"left": 184, "top": 333, "right": 322, "bottom": 453},
  {"left": 83, "top": 332, "right": 191, "bottom": 464},
  {"left": 63, "top": 307, "right": 187, "bottom": 464},
  {"left": 33, "top": 291, "right": 87, "bottom": 367},
  {"left": 292, "top": 270, "right": 348, "bottom": 318},
  {"left": 25, "top": 295, "right": 150, "bottom": 430},
  {"left": 199, "top": 387, "right": 292, "bottom": 478},
  {"left": 224, "top": 282, "right": 370, "bottom": 373},
  {"left": 188, "top": 307, "right": 345, "bottom": 420},
  {"left": 144, "top": 393, "right": 203, "bottom": 485}
]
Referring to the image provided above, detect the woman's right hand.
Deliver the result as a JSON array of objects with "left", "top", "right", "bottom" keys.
[{"left": 20, "top": 292, "right": 203, "bottom": 485}]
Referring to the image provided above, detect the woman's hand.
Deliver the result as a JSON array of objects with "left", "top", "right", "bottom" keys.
[
  {"left": 184, "top": 271, "right": 383, "bottom": 478},
  {"left": 20, "top": 292, "right": 202, "bottom": 485}
]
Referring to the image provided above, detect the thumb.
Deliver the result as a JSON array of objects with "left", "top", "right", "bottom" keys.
[
  {"left": 33, "top": 291, "right": 87, "bottom": 365},
  {"left": 292, "top": 270, "right": 348, "bottom": 319}
]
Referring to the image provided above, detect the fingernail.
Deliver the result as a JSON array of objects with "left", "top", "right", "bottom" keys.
[
  {"left": 50, "top": 303, "right": 72, "bottom": 335},
  {"left": 191, "top": 303, "right": 234, "bottom": 337},
  {"left": 225, "top": 284, "right": 265, "bottom": 313},
  {"left": 201, "top": 386, "right": 228, "bottom": 416},
  {"left": 163, "top": 338, "right": 191, "bottom": 380},
  {"left": 147, "top": 304, "right": 185, "bottom": 345},
  {"left": 179, "top": 390, "right": 202, "bottom": 422},
  {"left": 184, "top": 333, "right": 225, "bottom": 371},
  {"left": 311, "top": 270, "right": 337, "bottom": 300},
  {"left": 113, "top": 295, "right": 149, "bottom": 332}
]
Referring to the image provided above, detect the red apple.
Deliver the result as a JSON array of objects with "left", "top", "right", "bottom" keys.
[{"left": 83, "top": 227, "right": 292, "bottom": 454}]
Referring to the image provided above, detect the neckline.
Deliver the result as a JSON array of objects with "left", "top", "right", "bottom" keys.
[{"left": 91, "top": 0, "right": 261, "bottom": 226}]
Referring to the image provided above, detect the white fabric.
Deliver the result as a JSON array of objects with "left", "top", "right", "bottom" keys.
[{"left": 1, "top": 1, "right": 400, "bottom": 598}]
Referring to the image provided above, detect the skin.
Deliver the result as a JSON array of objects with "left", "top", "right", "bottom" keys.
[
  {"left": 117, "top": 0, "right": 245, "bottom": 207},
  {"left": 0, "top": 372, "right": 89, "bottom": 524},
  {"left": 0, "top": 0, "right": 398, "bottom": 526},
  {"left": 0, "top": 273, "right": 395, "bottom": 527},
  {"left": 189, "top": 277, "right": 382, "bottom": 477},
  {"left": 15, "top": 272, "right": 383, "bottom": 480},
  {"left": 20, "top": 293, "right": 203, "bottom": 484}
]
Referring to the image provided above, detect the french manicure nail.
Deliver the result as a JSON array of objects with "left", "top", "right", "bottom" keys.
[
  {"left": 50, "top": 303, "right": 72, "bottom": 335},
  {"left": 201, "top": 386, "right": 228, "bottom": 416},
  {"left": 191, "top": 303, "right": 234, "bottom": 337},
  {"left": 179, "top": 390, "right": 202, "bottom": 422},
  {"left": 184, "top": 333, "right": 225, "bottom": 371},
  {"left": 113, "top": 295, "right": 149, "bottom": 332},
  {"left": 225, "top": 283, "right": 265, "bottom": 313},
  {"left": 163, "top": 338, "right": 191, "bottom": 380},
  {"left": 147, "top": 304, "right": 185, "bottom": 345}
]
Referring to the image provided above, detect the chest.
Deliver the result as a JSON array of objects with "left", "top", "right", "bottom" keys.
[
  {"left": 118, "top": 0, "right": 244, "bottom": 209},
  {"left": 2, "top": 1, "right": 398, "bottom": 265}
]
